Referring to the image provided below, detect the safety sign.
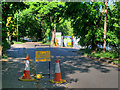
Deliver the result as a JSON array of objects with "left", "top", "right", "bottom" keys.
[{"left": 35, "top": 51, "right": 51, "bottom": 62}]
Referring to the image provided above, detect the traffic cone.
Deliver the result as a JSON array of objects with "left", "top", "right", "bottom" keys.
[
  {"left": 55, "top": 42, "right": 57, "bottom": 46},
  {"left": 52, "top": 57, "right": 66, "bottom": 83},
  {"left": 26, "top": 53, "right": 29, "bottom": 60},
  {"left": 18, "top": 54, "right": 35, "bottom": 81}
]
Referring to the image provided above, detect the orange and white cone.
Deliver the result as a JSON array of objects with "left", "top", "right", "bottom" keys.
[
  {"left": 52, "top": 57, "right": 66, "bottom": 83},
  {"left": 19, "top": 54, "right": 35, "bottom": 81}
]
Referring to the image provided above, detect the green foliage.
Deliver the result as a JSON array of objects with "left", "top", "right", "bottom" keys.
[
  {"left": 2, "top": 40, "right": 10, "bottom": 54},
  {"left": 65, "top": 2, "right": 104, "bottom": 50},
  {"left": 12, "top": 41, "right": 26, "bottom": 44},
  {"left": 65, "top": 2, "right": 119, "bottom": 51},
  {"left": 2, "top": 2, "right": 27, "bottom": 54},
  {"left": 2, "top": 2, "right": 119, "bottom": 57},
  {"left": 84, "top": 50, "right": 119, "bottom": 59},
  {"left": 2, "top": 54, "right": 8, "bottom": 59},
  {"left": 42, "top": 41, "right": 50, "bottom": 45},
  {"left": 107, "top": 2, "right": 120, "bottom": 48},
  {"left": 57, "top": 19, "right": 73, "bottom": 36},
  {"left": 6, "top": 16, "right": 17, "bottom": 37},
  {"left": 113, "top": 60, "right": 120, "bottom": 64},
  {"left": 16, "top": 2, "right": 67, "bottom": 42},
  {"left": 17, "top": 8, "right": 41, "bottom": 39}
]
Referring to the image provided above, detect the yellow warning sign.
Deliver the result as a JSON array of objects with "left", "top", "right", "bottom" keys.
[
  {"left": 35, "top": 51, "right": 51, "bottom": 62},
  {"left": 67, "top": 42, "right": 71, "bottom": 45}
]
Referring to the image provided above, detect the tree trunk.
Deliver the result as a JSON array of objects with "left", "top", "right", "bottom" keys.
[
  {"left": 91, "top": 39, "right": 97, "bottom": 52},
  {"left": 50, "top": 22, "right": 56, "bottom": 46},
  {"left": 50, "top": 30, "right": 55, "bottom": 46},
  {"left": 103, "top": 1, "right": 107, "bottom": 53}
]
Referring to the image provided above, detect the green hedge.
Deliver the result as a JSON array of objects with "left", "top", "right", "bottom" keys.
[
  {"left": 84, "top": 50, "right": 119, "bottom": 59},
  {"left": 2, "top": 40, "right": 10, "bottom": 55}
]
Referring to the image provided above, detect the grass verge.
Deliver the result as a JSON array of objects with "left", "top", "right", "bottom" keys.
[
  {"left": 84, "top": 50, "right": 119, "bottom": 59},
  {"left": 42, "top": 41, "right": 50, "bottom": 45},
  {"left": 13, "top": 41, "right": 25, "bottom": 44},
  {"left": 79, "top": 48, "right": 119, "bottom": 64},
  {"left": 2, "top": 54, "right": 8, "bottom": 59},
  {"left": 12, "top": 40, "right": 27, "bottom": 44},
  {"left": 2, "top": 40, "right": 10, "bottom": 59},
  {"left": 113, "top": 60, "right": 120, "bottom": 64}
]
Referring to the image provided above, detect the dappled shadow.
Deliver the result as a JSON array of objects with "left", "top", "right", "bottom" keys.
[
  {"left": 50, "top": 56, "right": 118, "bottom": 86},
  {"left": 2, "top": 43, "right": 118, "bottom": 88}
]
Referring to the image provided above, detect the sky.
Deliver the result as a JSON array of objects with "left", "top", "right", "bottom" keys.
[{"left": 108, "top": 0, "right": 113, "bottom": 6}]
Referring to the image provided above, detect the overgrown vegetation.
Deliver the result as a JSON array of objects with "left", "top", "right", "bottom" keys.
[
  {"left": 42, "top": 41, "right": 51, "bottom": 46},
  {"left": 78, "top": 48, "right": 119, "bottom": 64},
  {"left": 1, "top": 1, "right": 120, "bottom": 60},
  {"left": 12, "top": 41, "right": 26, "bottom": 44},
  {"left": 84, "top": 50, "right": 119, "bottom": 59},
  {"left": 2, "top": 40, "right": 10, "bottom": 54},
  {"left": 2, "top": 54, "right": 8, "bottom": 59},
  {"left": 65, "top": 2, "right": 120, "bottom": 52},
  {"left": 113, "top": 60, "right": 120, "bottom": 64}
]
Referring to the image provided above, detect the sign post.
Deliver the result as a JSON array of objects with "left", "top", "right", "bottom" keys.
[{"left": 35, "top": 51, "right": 51, "bottom": 79}]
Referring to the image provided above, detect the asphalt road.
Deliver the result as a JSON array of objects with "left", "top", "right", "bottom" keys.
[{"left": 2, "top": 42, "right": 118, "bottom": 88}]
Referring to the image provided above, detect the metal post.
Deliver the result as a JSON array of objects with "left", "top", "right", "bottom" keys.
[{"left": 49, "top": 61, "right": 50, "bottom": 79}]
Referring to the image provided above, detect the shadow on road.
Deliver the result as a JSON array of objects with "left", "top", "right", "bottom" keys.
[{"left": 2, "top": 44, "right": 118, "bottom": 88}]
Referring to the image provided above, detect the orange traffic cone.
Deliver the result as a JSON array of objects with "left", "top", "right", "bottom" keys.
[
  {"left": 52, "top": 57, "right": 66, "bottom": 83},
  {"left": 26, "top": 53, "right": 29, "bottom": 60},
  {"left": 19, "top": 54, "right": 35, "bottom": 81},
  {"left": 55, "top": 42, "right": 57, "bottom": 46}
]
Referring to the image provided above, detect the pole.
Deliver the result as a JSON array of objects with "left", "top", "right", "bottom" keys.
[
  {"left": 54, "top": 21, "right": 56, "bottom": 46},
  {"left": 17, "top": 12, "right": 18, "bottom": 42},
  {"left": 103, "top": 1, "right": 107, "bottom": 53},
  {"left": 49, "top": 61, "right": 50, "bottom": 79}
]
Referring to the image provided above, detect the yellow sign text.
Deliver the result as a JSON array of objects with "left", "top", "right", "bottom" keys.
[{"left": 35, "top": 51, "right": 51, "bottom": 62}]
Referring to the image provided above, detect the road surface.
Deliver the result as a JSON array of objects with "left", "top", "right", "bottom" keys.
[{"left": 2, "top": 42, "right": 118, "bottom": 88}]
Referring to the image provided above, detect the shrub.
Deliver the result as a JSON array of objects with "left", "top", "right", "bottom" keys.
[
  {"left": 2, "top": 40, "right": 10, "bottom": 55},
  {"left": 83, "top": 49, "right": 119, "bottom": 59}
]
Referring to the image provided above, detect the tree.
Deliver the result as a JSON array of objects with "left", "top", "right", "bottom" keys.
[
  {"left": 37, "top": 2, "right": 65, "bottom": 46},
  {"left": 2, "top": 2, "right": 27, "bottom": 54},
  {"left": 65, "top": 2, "right": 104, "bottom": 51},
  {"left": 17, "top": 2, "right": 66, "bottom": 44},
  {"left": 65, "top": 2, "right": 119, "bottom": 53},
  {"left": 103, "top": 1, "right": 107, "bottom": 53},
  {"left": 2, "top": 2, "right": 28, "bottom": 40},
  {"left": 106, "top": 2, "right": 120, "bottom": 54},
  {"left": 27, "top": 2, "right": 66, "bottom": 45},
  {"left": 57, "top": 19, "right": 73, "bottom": 36}
]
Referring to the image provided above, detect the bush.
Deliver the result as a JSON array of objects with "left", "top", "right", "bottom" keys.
[
  {"left": 83, "top": 48, "right": 119, "bottom": 59},
  {"left": 86, "top": 50, "right": 119, "bottom": 59},
  {"left": 2, "top": 54, "right": 8, "bottom": 59},
  {"left": 2, "top": 40, "right": 11, "bottom": 55}
]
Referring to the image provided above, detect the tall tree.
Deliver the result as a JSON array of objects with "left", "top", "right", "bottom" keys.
[
  {"left": 2, "top": 2, "right": 27, "bottom": 54},
  {"left": 35, "top": 2, "right": 65, "bottom": 46},
  {"left": 2, "top": 2, "right": 28, "bottom": 41},
  {"left": 65, "top": 2, "right": 104, "bottom": 51},
  {"left": 103, "top": 1, "right": 108, "bottom": 53}
]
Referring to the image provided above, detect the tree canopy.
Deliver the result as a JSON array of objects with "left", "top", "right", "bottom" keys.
[
  {"left": 65, "top": 2, "right": 119, "bottom": 51},
  {"left": 2, "top": 1, "right": 120, "bottom": 54}
]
